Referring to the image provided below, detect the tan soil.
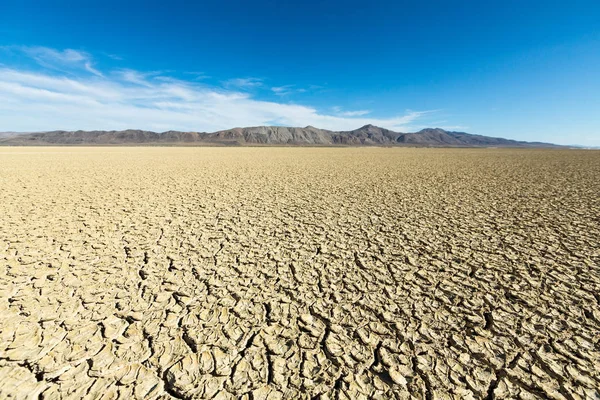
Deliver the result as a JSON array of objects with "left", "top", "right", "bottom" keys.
[{"left": 0, "top": 147, "right": 599, "bottom": 399}]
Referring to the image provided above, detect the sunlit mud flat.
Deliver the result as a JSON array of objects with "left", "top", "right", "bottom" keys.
[{"left": 0, "top": 147, "right": 599, "bottom": 399}]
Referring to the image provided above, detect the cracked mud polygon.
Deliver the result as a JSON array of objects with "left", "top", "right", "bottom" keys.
[{"left": 1, "top": 147, "right": 599, "bottom": 399}]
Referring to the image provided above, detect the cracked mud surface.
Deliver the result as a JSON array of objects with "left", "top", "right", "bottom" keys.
[{"left": 1, "top": 147, "right": 599, "bottom": 399}]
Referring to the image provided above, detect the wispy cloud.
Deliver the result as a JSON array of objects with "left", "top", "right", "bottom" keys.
[
  {"left": 340, "top": 110, "right": 370, "bottom": 117},
  {"left": 332, "top": 106, "right": 370, "bottom": 117},
  {"left": 271, "top": 85, "right": 307, "bottom": 96},
  {"left": 331, "top": 106, "right": 371, "bottom": 117},
  {"left": 117, "top": 69, "right": 155, "bottom": 87},
  {"left": 184, "top": 71, "right": 210, "bottom": 80},
  {"left": 0, "top": 46, "right": 434, "bottom": 132},
  {"left": 223, "top": 77, "right": 263, "bottom": 89},
  {"left": 17, "top": 46, "right": 104, "bottom": 77},
  {"left": 83, "top": 62, "right": 102, "bottom": 77},
  {"left": 103, "top": 52, "right": 123, "bottom": 61}
]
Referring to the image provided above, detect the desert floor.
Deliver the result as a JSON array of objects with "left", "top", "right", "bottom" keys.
[{"left": 0, "top": 147, "right": 599, "bottom": 400}]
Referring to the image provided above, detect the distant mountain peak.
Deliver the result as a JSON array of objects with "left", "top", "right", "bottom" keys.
[{"left": 416, "top": 127, "right": 447, "bottom": 133}]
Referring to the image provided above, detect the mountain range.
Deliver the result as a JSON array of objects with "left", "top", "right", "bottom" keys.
[{"left": 0, "top": 125, "right": 562, "bottom": 147}]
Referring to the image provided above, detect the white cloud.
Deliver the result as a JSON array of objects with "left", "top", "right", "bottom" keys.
[
  {"left": 271, "top": 85, "right": 296, "bottom": 96},
  {"left": 84, "top": 62, "right": 102, "bottom": 77},
  {"left": 271, "top": 85, "right": 293, "bottom": 95},
  {"left": 0, "top": 46, "right": 433, "bottom": 132},
  {"left": 340, "top": 110, "right": 371, "bottom": 117},
  {"left": 104, "top": 53, "right": 123, "bottom": 61},
  {"left": 331, "top": 106, "right": 371, "bottom": 117},
  {"left": 271, "top": 85, "right": 309, "bottom": 96},
  {"left": 223, "top": 77, "right": 263, "bottom": 89},
  {"left": 18, "top": 46, "right": 103, "bottom": 77},
  {"left": 22, "top": 47, "right": 87, "bottom": 63},
  {"left": 184, "top": 71, "right": 210, "bottom": 80}
]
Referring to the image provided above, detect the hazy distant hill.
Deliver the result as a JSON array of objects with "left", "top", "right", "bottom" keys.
[
  {"left": 0, "top": 131, "right": 32, "bottom": 139},
  {"left": 395, "top": 128, "right": 559, "bottom": 147},
  {"left": 0, "top": 125, "right": 562, "bottom": 147}
]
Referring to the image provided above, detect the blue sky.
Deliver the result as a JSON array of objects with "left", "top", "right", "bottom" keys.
[{"left": 1, "top": 0, "right": 599, "bottom": 145}]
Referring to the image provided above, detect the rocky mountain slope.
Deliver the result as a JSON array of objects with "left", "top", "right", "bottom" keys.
[{"left": 0, "top": 125, "right": 561, "bottom": 147}]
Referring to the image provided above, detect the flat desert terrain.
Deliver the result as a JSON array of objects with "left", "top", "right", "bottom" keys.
[{"left": 1, "top": 147, "right": 599, "bottom": 400}]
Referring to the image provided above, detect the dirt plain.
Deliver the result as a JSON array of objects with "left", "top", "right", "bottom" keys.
[{"left": 0, "top": 147, "right": 599, "bottom": 400}]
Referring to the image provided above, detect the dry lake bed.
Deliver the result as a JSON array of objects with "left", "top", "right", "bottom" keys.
[{"left": 0, "top": 147, "right": 599, "bottom": 399}]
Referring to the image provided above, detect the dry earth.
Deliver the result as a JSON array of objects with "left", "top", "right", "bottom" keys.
[{"left": 0, "top": 147, "right": 599, "bottom": 400}]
